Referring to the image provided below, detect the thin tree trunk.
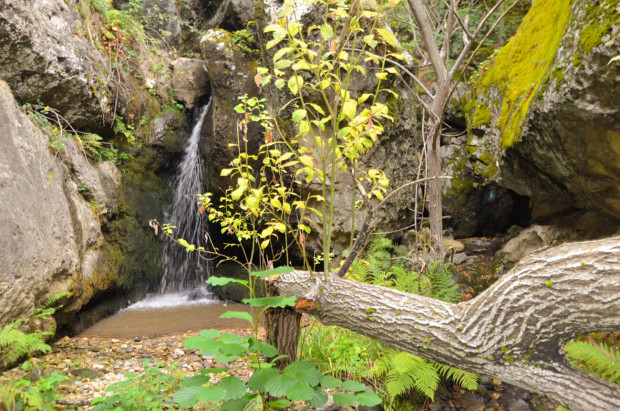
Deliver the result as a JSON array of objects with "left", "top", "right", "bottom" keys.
[
  {"left": 264, "top": 280, "right": 302, "bottom": 370},
  {"left": 271, "top": 236, "right": 620, "bottom": 410}
]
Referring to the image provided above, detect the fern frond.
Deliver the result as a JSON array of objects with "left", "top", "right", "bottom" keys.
[
  {"left": 0, "top": 321, "right": 51, "bottom": 370},
  {"left": 44, "top": 291, "right": 71, "bottom": 308},
  {"left": 565, "top": 341, "right": 620, "bottom": 384},
  {"left": 0, "top": 378, "right": 20, "bottom": 409},
  {"left": 433, "top": 362, "right": 479, "bottom": 390}
]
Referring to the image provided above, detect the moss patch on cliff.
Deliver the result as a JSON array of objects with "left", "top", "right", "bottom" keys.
[
  {"left": 579, "top": 0, "right": 619, "bottom": 54},
  {"left": 473, "top": 0, "right": 573, "bottom": 147}
]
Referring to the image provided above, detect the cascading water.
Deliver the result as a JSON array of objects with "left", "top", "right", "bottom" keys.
[{"left": 159, "top": 99, "right": 214, "bottom": 296}]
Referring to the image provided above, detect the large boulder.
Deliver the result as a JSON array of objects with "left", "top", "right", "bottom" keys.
[
  {"left": 0, "top": 80, "right": 123, "bottom": 326},
  {"left": 468, "top": 0, "right": 620, "bottom": 220},
  {"left": 0, "top": 0, "right": 123, "bottom": 133}
]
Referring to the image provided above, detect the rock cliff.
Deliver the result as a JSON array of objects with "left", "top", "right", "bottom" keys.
[
  {"left": 0, "top": 80, "right": 122, "bottom": 325},
  {"left": 468, "top": 0, "right": 620, "bottom": 220}
]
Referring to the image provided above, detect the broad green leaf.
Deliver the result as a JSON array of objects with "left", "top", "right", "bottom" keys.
[
  {"left": 248, "top": 338, "right": 278, "bottom": 357},
  {"left": 275, "top": 79, "right": 286, "bottom": 89},
  {"left": 357, "top": 93, "right": 373, "bottom": 104},
  {"left": 342, "top": 380, "right": 366, "bottom": 392},
  {"left": 333, "top": 392, "right": 357, "bottom": 406},
  {"left": 292, "top": 109, "right": 307, "bottom": 122},
  {"left": 267, "top": 399, "right": 291, "bottom": 408},
  {"left": 181, "top": 374, "right": 211, "bottom": 387},
  {"left": 220, "top": 311, "right": 253, "bottom": 324},
  {"left": 309, "top": 388, "right": 328, "bottom": 408},
  {"left": 219, "top": 393, "right": 255, "bottom": 411},
  {"left": 207, "top": 276, "right": 248, "bottom": 287},
  {"left": 265, "top": 374, "right": 297, "bottom": 397},
  {"left": 284, "top": 361, "right": 322, "bottom": 386},
  {"left": 183, "top": 336, "right": 222, "bottom": 356},
  {"left": 214, "top": 353, "right": 241, "bottom": 363},
  {"left": 242, "top": 296, "right": 297, "bottom": 308},
  {"left": 286, "top": 383, "right": 315, "bottom": 402},
  {"left": 174, "top": 386, "right": 201, "bottom": 408},
  {"left": 219, "top": 343, "right": 246, "bottom": 357},
  {"left": 248, "top": 367, "right": 280, "bottom": 392},
  {"left": 320, "top": 24, "right": 334, "bottom": 39},
  {"left": 377, "top": 28, "right": 398, "bottom": 47},
  {"left": 219, "top": 333, "right": 242, "bottom": 345},
  {"left": 320, "top": 375, "right": 342, "bottom": 389},
  {"left": 292, "top": 60, "right": 311, "bottom": 71},
  {"left": 220, "top": 375, "right": 247, "bottom": 400},
  {"left": 199, "top": 329, "right": 220, "bottom": 339},
  {"left": 251, "top": 266, "right": 294, "bottom": 277},
  {"left": 196, "top": 386, "right": 227, "bottom": 402},
  {"left": 355, "top": 391, "right": 382, "bottom": 406}
]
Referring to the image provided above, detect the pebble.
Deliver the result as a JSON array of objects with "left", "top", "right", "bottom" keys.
[{"left": 0, "top": 328, "right": 263, "bottom": 406}]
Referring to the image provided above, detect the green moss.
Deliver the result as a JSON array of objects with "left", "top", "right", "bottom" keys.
[
  {"left": 474, "top": 0, "right": 573, "bottom": 147},
  {"left": 472, "top": 149, "right": 498, "bottom": 178},
  {"left": 504, "top": 355, "right": 515, "bottom": 363},
  {"left": 579, "top": 0, "right": 619, "bottom": 54},
  {"left": 446, "top": 151, "right": 473, "bottom": 202},
  {"left": 471, "top": 105, "right": 492, "bottom": 127}
]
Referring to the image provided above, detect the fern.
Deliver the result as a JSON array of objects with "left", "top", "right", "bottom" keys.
[
  {"left": 565, "top": 340, "right": 620, "bottom": 384},
  {"left": 0, "top": 320, "right": 51, "bottom": 370},
  {"left": 433, "top": 362, "right": 479, "bottom": 390},
  {"left": 43, "top": 291, "right": 71, "bottom": 308}
]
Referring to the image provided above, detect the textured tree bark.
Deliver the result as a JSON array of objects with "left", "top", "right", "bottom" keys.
[
  {"left": 264, "top": 281, "right": 302, "bottom": 370},
  {"left": 271, "top": 236, "right": 620, "bottom": 410}
]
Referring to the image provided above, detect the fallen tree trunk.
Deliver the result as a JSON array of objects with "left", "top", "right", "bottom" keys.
[{"left": 272, "top": 236, "right": 620, "bottom": 410}]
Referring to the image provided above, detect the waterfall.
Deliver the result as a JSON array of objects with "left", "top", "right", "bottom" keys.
[{"left": 159, "top": 99, "right": 214, "bottom": 296}]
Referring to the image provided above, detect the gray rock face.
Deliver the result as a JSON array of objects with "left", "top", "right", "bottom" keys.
[
  {"left": 0, "top": 0, "right": 122, "bottom": 132},
  {"left": 172, "top": 58, "right": 210, "bottom": 110},
  {"left": 0, "top": 80, "right": 122, "bottom": 325},
  {"left": 470, "top": 0, "right": 620, "bottom": 220},
  {"left": 199, "top": 29, "right": 262, "bottom": 193}
]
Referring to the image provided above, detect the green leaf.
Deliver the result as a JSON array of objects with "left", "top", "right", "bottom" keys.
[
  {"left": 219, "top": 333, "right": 242, "bottom": 344},
  {"left": 183, "top": 336, "right": 223, "bottom": 356},
  {"left": 377, "top": 28, "right": 398, "bottom": 48},
  {"left": 220, "top": 393, "right": 255, "bottom": 411},
  {"left": 275, "top": 79, "right": 286, "bottom": 89},
  {"left": 363, "top": 34, "right": 378, "bottom": 48},
  {"left": 355, "top": 391, "right": 382, "bottom": 406},
  {"left": 284, "top": 361, "right": 322, "bottom": 386},
  {"left": 342, "top": 380, "right": 366, "bottom": 392},
  {"left": 320, "top": 375, "right": 342, "bottom": 389},
  {"left": 173, "top": 386, "right": 201, "bottom": 408},
  {"left": 219, "top": 375, "right": 248, "bottom": 400},
  {"left": 248, "top": 367, "right": 280, "bottom": 392},
  {"left": 207, "top": 276, "right": 249, "bottom": 287},
  {"left": 288, "top": 76, "right": 303, "bottom": 94},
  {"left": 251, "top": 266, "right": 294, "bottom": 277},
  {"left": 200, "top": 329, "right": 221, "bottom": 339},
  {"left": 214, "top": 353, "right": 241, "bottom": 363},
  {"left": 309, "top": 388, "right": 329, "bottom": 408},
  {"left": 220, "top": 311, "right": 253, "bottom": 324},
  {"left": 267, "top": 399, "right": 292, "bottom": 408},
  {"left": 248, "top": 338, "right": 279, "bottom": 357},
  {"left": 333, "top": 392, "right": 357, "bottom": 406},
  {"left": 181, "top": 374, "right": 211, "bottom": 387},
  {"left": 286, "top": 383, "right": 315, "bottom": 402},
  {"left": 196, "top": 386, "right": 227, "bottom": 402},
  {"left": 320, "top": 24, "right": 333, "bottom": 39},
  {"left": 265, "top": 374, "right": 297, "bottom": 397},
  {"left": 342, "top": 100, "right": 357, "bottom": 119},
  {"left": 292, "top": 109, "right": 307, "bottom": 122},
  {"left": 242, "top": 296, "right": 297, "bottom": 308}
]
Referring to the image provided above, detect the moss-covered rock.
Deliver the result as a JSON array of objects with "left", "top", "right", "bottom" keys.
[{"left": 468, "top": 0, "right": 620, "bottom": 220}]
